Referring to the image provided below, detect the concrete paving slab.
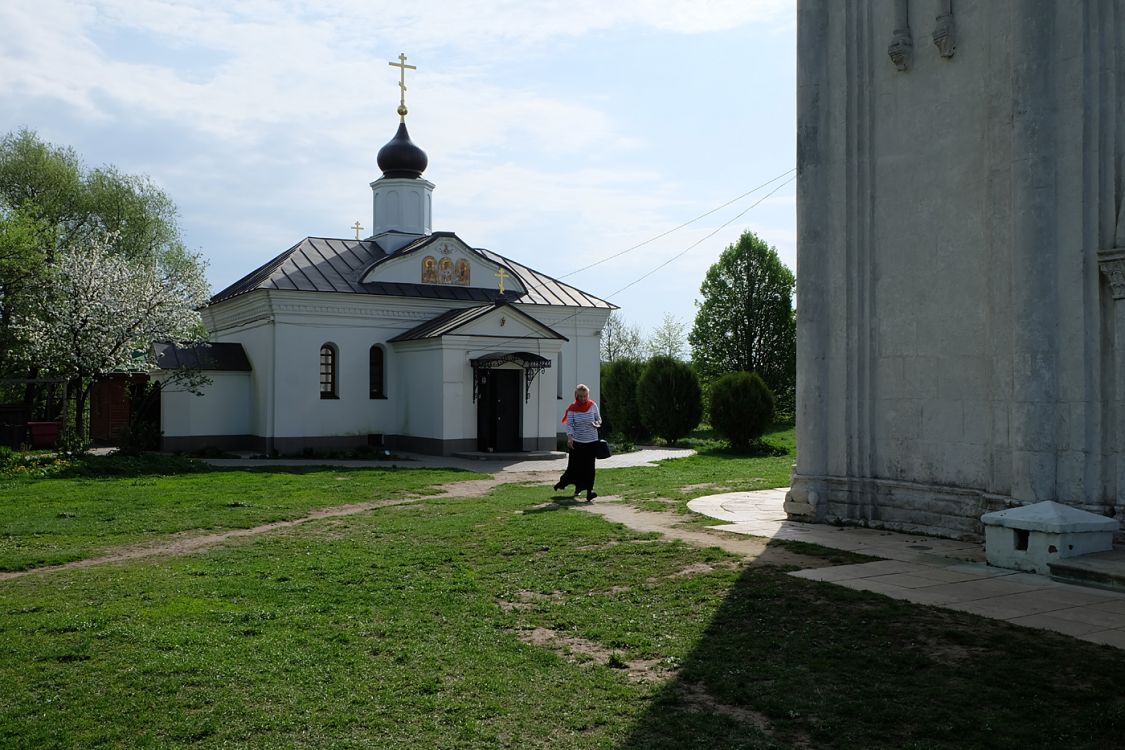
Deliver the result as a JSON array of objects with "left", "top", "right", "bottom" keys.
[
  {"left": 1006, "top": 613, "right": 1110, "bottom": 637},
  {"left": 1076, "top": 629, "right": 1125, "bottom": 648},
  {"left": 1043, "top": 605, "right": 1125, "bottom": 629},
  {"left": 863, "top": 572, "right": 969, "bottom": 590},
  {"left": 789, "top": 559, "right": 921, "bottom": 582},
  {"left": 1087, "top": 599, "right": 1125, "bottom": 615},
  {"left": 690, "top": 487, "right": 1125, "bottom": 646}
]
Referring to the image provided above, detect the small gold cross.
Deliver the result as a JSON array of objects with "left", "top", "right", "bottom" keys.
[
  {"left": 388, "top": 52, "right": 417, "bottom": 121},
  {"left": 495, "top": 267, "right": 510, "bottom": 295},
  {"left": 352, "top": 221, "right": 364, "bottom": 240}
]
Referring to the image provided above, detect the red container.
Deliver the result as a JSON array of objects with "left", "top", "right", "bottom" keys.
[{"left": 27, "top": 421, "right": 61, "bottom": 449}]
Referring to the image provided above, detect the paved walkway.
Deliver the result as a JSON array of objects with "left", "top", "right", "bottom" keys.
[
  {"left": 204, "top": 446, "right": 696, "bottom": 473},
  {"left": 688, "top": 489, "right": 1125, "bottom": 649}
]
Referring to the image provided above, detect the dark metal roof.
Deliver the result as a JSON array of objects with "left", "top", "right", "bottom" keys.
[
  {"left": 154, "top": 342, "right": 252, "bottom": 371},
  {"left": 209, "top": 233, "right": 616, "bottom": 310},
  {"left": 388, "top": 301, "right": 567, "bottom": 343},
  {"left": 477, "top": 248, "right": 615, "bottom": 309},
  {"left": 211, "top": 237, "right": 387, "bottom": 303}
]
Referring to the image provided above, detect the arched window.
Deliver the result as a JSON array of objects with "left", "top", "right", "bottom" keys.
[
  {"left": 320, "top": 343, "right": 338, "bottom": 399},
  {"left": 369, "top": 345, "right": 386, "bottom": 399}
]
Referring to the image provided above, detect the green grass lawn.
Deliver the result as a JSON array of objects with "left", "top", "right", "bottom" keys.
[
  {"left": 0, "top": 459, "right": 476, "bottom": 571},
  {"left": 2, "top": 439, "right": 1125, "bottom": 748}
]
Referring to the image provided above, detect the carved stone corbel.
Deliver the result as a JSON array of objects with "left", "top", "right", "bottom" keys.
[
  {"left": 933, "top": 0, "right": 956, "bottom": 58},
  {"left": 888, "top": 0, "right": 913, "bottom": 71},
  {"left": 1099, "top": 249, "right": 1125, "bottom": 299}
]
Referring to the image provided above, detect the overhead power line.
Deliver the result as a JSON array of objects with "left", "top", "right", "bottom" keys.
[
  {"left": 556, "top": 167, "right": 796, "bottom": 279},
  {"left": 604, "top": 174, "right": 795, "bottom": 300}
]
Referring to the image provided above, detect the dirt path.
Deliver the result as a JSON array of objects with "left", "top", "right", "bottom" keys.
[
  {"left": 0, "top": 471, "right": 560, "bottom": 581},
  {"left": 0, "top": 470, "right": 820, "bottom": 581},
  {"left": 577, "top": 500, "right": 832, "bottom": 569}
]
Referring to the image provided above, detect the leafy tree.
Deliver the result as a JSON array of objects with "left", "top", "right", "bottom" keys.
[
  {"left": 710, "top": 371, "right": 776, "bottom": 450},
  {"left": 0, "top": 209, "right": 47, "bottom": 365},
  {"left": 0, "top": 129, "right": 200, "bottom": 423},
  {"left": 600, "top": 310, "right": 645, "bottom": 362},
  {"left": 636, "top": 356, "right": 702, "bottom": 445},
  {"left": 14, "top": 232, "right": 209, "bottom": 439},
  {"left": 0, "top": 129, "right": 182, "bottom": 264},
  {"left": 601, "top": 358, "right": 648, "bottom": 442},
  {"left": 689, "top": 230, "right": 796, "bottom": 405},
  {"left": 646, "top": 313, "right": 688, "bottom": 360}
]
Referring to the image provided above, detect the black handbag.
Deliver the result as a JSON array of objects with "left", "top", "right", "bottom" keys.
[{"left": 595, "top": 439, "right": 612, "bottom": 460}]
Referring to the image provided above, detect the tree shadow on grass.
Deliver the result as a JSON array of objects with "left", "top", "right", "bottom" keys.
[{"left": 614, "top": 540, "right": 1125, "bottom": 750}]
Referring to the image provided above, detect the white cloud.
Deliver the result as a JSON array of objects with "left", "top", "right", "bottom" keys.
[{"left": 0, "top": 0, "right": 797, "bottom": 332}]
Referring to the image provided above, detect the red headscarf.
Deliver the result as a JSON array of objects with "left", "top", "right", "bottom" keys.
[{"left": 561, "top": 398, "right": 595, "bottom": 424}]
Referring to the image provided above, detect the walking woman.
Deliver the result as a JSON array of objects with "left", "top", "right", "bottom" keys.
[{"left": 554, "top": 383, "right": 602, "bottom": 501}]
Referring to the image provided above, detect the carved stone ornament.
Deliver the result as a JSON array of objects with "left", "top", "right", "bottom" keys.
[
  {"left": 1098, "top": 249, "right": 1125, "bottom": 300},
  {"left": 888, "top": 28, "right": 913, "bottom": 71},
  {"left": 932, "top": 12, "right": 955, "bottom": 58}
]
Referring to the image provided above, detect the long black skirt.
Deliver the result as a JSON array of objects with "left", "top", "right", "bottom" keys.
[{"left": 557, "top": 440, "right": 597, "bottom": 494}]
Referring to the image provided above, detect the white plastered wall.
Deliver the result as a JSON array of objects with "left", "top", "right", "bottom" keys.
[{"left": 159, "top": 371, "right": 251, "bottom": 437}]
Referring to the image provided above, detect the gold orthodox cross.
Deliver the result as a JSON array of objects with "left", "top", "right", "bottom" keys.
[
  {"left": 352, "top": 221, "right": 364, "bottom": 240},
  {"left": 388, "top": 52, "right": 417, "bottom": 121},
  {"left": 495, "top": 267, "right": 510, "bottom": 295}
]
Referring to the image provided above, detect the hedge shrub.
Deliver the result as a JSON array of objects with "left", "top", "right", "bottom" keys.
[
  {"left": 636, "top": 356, "right": 702, "bottom": 445},
  {"left": 709, "top": 371, "right": 776, "bottom": 450},
  {"left": 601, "top": 358, "right": 649, "bottom": 441}
]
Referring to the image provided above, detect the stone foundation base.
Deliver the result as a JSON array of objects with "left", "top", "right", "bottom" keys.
[{"left": 787, "top": 474, "right": 1019, "bottom": 542}]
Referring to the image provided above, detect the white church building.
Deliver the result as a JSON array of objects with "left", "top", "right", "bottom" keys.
[{"left": 156, "top": 91, "right": 613, "bottom": 456}]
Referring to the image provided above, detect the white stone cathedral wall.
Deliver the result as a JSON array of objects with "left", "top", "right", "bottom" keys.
[{"left": 793, "top": 0, "right": 1124, "bottom": 538}]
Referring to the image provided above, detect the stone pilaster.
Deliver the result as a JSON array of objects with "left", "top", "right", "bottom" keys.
[
  {"left": 1009, "top": 3, "right": 1059, "bottom": 503},
  {"left": 1099, "top": 248, "right": 1125, "bottom": 513},
  {"left": 788, "top": 0, "right": 832, "bottom": 519}
]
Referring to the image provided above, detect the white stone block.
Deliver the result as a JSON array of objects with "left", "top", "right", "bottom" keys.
[{"left": 981, "top": 501, "right": 1119, "bottom": 574}]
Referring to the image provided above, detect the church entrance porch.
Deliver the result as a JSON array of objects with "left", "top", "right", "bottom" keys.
[{"left": 476, "top": 368, "right": 521, "bottom": 452}]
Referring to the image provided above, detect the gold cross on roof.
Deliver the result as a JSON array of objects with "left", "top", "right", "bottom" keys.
[
  {"left": 495, "top": 267, "right": 510, "bottom": 295},
  {"left": 388, "top": 52, "right": 417, "bottom": 121},
  {"left": 352, "top": 221, "right": 364, "bottom": 240}
]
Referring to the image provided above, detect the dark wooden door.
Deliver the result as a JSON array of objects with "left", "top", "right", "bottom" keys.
[{"left": 477, "top": 369, "right": 521, "bottom": 452}]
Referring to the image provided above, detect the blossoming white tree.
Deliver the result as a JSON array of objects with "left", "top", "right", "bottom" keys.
[{"left": 16, "top": 232, "right": 210, "bottom": 441}]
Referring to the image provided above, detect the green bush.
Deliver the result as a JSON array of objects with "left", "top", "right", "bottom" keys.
[
  {"left": 601, "top": 358, "right": 649, "bottom": 441},
  {"left": 710, "top": 371, "right": 776, "bottom": 450},
  {"left": 636, "top": 356, "right": 702, "bottom": 446}
]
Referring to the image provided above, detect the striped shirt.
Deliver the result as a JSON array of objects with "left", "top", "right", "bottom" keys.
[{"left": 565, "top": 402, "right": 602, "bottom": 443}]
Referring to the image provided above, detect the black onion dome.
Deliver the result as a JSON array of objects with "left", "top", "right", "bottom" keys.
[{"left": 377, "top": 122, "right": 428, "bottom": 178}]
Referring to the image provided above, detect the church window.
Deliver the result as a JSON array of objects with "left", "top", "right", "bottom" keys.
[
  {"left": 320, "top": 344, "right": 338, "bottom": 399},
  {"left": 370, "top": 345, "right": 386, "bottom": 399}
]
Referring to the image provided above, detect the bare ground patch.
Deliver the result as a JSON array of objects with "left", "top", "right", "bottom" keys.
[
  {"left": 515, "top": 626, "right": 675, "bottom": 684},
  {"left": 497, "top": 590, "right": 567, "bottom": 612},
  {"left": 431, "top": 470, "right": 556, "bottom": 499},
  {"left": 673, "top": 682, "right": 814, "bottom": 749},
  {"left": 678, "top": 483, "right": 731, "bottom": 493}
]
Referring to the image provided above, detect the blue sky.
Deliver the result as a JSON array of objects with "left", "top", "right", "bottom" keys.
[{"left": 0, "top": 0, "right": 796, "bottom": 340}]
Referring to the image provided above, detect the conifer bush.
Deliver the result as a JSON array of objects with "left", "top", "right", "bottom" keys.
[
  {"left": 709, "top": 371, "right": 776, "bottom": 450},
  {"left": 636, "top": 356, "right": 702, "bottom": 445},
  {"left": 601, "top": 358, "right": 649, "bottom": 441}
]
